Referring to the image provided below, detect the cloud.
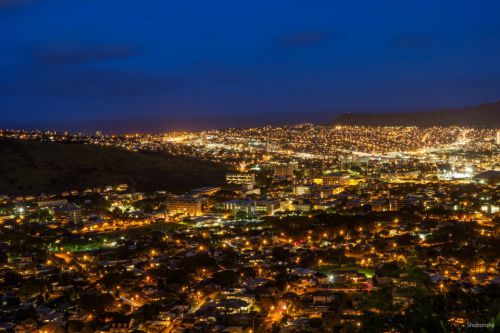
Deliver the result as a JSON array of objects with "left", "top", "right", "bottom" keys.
[
  {"left": 34, "top": 44, "right": 139, "bottom": 65},
  {"left": 196, "top": 63, "right": 253, "bottom": 85},
  {"left": 1, "top": 66, "right": 179, "bottom": 98},
  {"left": 0, "top": 0, "right": 34, "bottom": 9},
  {"left": 276, "top": 31, "right": 331, "bottom": 49},
  {"left": 391, "top": 32, "right": 438, "bottom": 50}
]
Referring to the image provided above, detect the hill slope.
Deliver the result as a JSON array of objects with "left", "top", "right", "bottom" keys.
[
  {"left": 332, "top": 101, "right": 500, "bottom": 127},
  {"left": 0, "top": 139, "right": 227, "bottom": 195}
]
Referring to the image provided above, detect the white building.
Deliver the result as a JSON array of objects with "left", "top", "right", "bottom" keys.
[{"left": 226, "top": 173, "right": 256, "bottom": 185}]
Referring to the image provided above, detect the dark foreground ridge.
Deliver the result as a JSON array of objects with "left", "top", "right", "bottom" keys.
[
  {"left": 0, "top": 139, "right": 227, "bottom": 195},
  {"left": 332, "top": 100, "right": 500, "bottom": 127}
]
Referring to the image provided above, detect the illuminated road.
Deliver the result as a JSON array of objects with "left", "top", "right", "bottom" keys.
[
  {"left": 258, "top": 301, "right": 286, "bottom": 333},
  {"left": 120, "top": 296, "right": 142, "bottom": 308},
  {"left": 189, "top": 291, "right": 218, "bottom": 314}
]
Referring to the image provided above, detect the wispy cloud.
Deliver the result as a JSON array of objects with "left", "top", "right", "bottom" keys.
[
  {"left": 276, "top": 31, "right": 331, "bottom": 49},
  {"left": 0, "top": 0, "right": 34, "bottom": 9},
  {"left": 390, "top": 32, "right": 438, "bottom": 50},
  {"left": 1, "top": 67, "right": 179, "bottom": 98},
  {"left": 33, "top": 44, "right": 139, "bottom": 65}
]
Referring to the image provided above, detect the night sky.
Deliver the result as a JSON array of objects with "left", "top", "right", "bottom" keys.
[{"left": 1, "top": 0, "right": 500, "bottom": 133}]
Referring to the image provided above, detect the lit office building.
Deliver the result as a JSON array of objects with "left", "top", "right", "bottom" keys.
[
  {"left": 273, "top": 164, "right": 295, "bottom": 177},
  {"left": 54, "top": 203, "right": 82, "bottom": 224},
  {"left": 167, "top": 196, "right": 203, "bottom": 216},
  {"left": 226, "top": 173, "right": 256, "bottom": 185},
  {"left": 322, "top": 172, "right": 350, "bottom": 186}
]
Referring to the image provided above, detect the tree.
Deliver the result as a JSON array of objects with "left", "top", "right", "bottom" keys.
[
  {"left": 376, "top": 262, "right": 400, "bottom": 278},
  {"left": 0, "top": 251, "right": 7, "bottom": 264},
  {"left": 134, "top": 302, "right": 164, "bottom": 322},
  {"left": 78, "top": 292, "right": 113, "bottom": 313},
  {"left": 213, "top": 270, "right": 238, "bottom": 287},
  {"left": 3, "top": 270, "right": 22, "bottom": 287},
  {"left": 308, "top": 318, "right": 324, "bottom": 330},
  {"left": 271, "top": 247, "right": 290, "bottom": 261},
  {"left": 235, "top": 210, "right": 248, "bottom": 220},
  {"left": 66, "top": 321, "right": 84, "bottom": 333},
  {"left": 101, "top": 272, "right": 132, "bottom": 290}
]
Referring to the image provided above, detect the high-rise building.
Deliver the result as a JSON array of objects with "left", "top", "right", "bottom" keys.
[
  {"left": 322, "top": 172, "right": 350, "bottom": 186},
  {"left": 256, "top": 199, "right": 281, "bottom": 216},
  {"left": 54, "top": 203, "right": 82, "bottom": 224},
  {"left": 167, "top": 195, "right": 202, "bottom": 216},
  {"left": 294, "top": 185, "right": 311, "bottom": 196},
  {"left": 37, "top": 199, "right": 68, "bottom": 208},
  {"left": 496, "top": 130, "right": 500, "bottom": 145},
  {"left": 318, "top": 185, "right": 344, "bottom": 198},
  {"left": 273, "top": 164, "right": 295, "bottom": 177},
  {"left": 224, "top": 199, "right": 256, "bottom": 216},
  {"left": 200, "top": 132, "right": 208, "bottom": 144},
  {"left": 226, "top": 173, "right": 256, "bottom": 185}
]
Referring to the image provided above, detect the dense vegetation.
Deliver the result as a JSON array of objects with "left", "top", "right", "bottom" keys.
[{"left": 0, "top": 139, "right": 227, "bottom": 195}]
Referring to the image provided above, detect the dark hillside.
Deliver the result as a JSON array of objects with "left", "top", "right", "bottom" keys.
[{"left": 0, "top": 139, "right": 227, "bottom": 195}]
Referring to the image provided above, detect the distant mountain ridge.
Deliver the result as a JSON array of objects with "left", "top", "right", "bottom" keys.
[{"left": 332, "top": 101, "right": 500, "bottom": 127}]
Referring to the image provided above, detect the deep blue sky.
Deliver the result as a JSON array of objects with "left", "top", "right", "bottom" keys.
[{"left": 1, "top": 0, "right": 500, "bottom": 132}]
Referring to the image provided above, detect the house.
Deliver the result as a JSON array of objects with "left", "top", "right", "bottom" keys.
[
  {"left": 14, "top": 319, "right": 38, "bottom": 333},
  {"left": 54, "top": 203, "right": 82, "bottom": 224},
  {"left": 217, "top": 299, "right": 250, "bottom": 314},
  {"left": 311, "top": 290, "right": 336, "bottom": 304}
]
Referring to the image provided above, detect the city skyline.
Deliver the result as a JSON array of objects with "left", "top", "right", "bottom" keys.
[{"left": 0, "top": 123, "right": 498, "bottom": 333}]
